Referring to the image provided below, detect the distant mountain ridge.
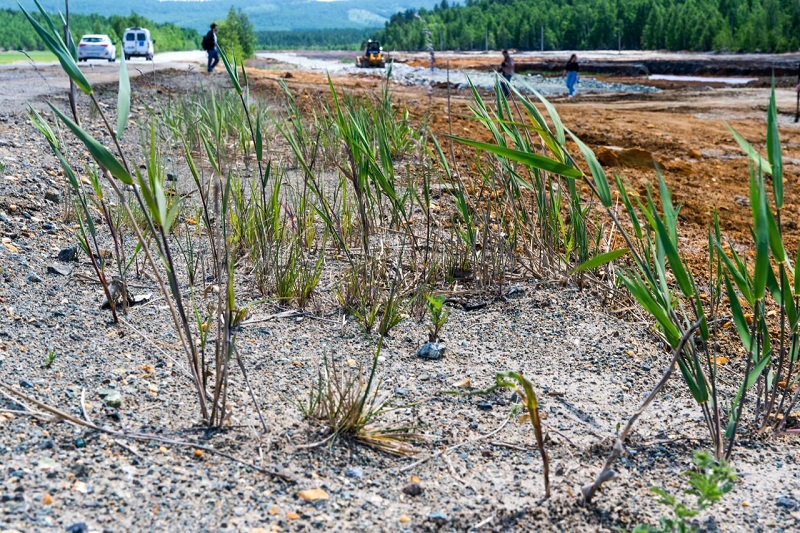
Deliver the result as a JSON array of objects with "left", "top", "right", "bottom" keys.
[{"left": 7, "top": 0, "right": 446, "bottom": 32}]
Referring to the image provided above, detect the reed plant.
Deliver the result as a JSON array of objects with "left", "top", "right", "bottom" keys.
[{"left": 23, "top": 1, "right": 271, "bottom": 428}]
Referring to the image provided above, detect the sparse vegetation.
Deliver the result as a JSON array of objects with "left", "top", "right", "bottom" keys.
[
  {"left": 12, "top": 1, "right": 799, "bottom": 530},
  {"left": 633, "top": 450, "right": 736, "bottom": 533}
]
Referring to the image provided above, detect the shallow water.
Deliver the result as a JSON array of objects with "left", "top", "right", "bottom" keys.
[{"left": 649, "top": 74, "right": 756, "bottom": 84}]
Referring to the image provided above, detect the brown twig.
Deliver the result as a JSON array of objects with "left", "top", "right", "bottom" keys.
[
  {"left": 581, "top": 320, "right": 702, "bottom": 504},
  {"left": 0, "top": 382, "right": 291, "bottom": 482}
]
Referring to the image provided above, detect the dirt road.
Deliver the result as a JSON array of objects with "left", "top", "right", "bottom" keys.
[{"left": 0, "top": 50, "right": 207, "bottom": 112}]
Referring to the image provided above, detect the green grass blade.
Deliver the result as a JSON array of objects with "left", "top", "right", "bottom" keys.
[
  {"left": 571, "top": 248, "right": 628, "bottom": 274},
  {"left": 218, "top": 46, "right": 242, "bottom": 95},
  {"left": 530, "top": 88, "right": 566, "bottom": 146},
  {"left": 795, "top": 243, "right": 800, "bottom": 297},
  {"left": 724, "top": 275, "right": 752, "bottom": 351},
  {"left": 765, "top": 208, "right": 786, "bottom": 265},
  {"left": 657, "top": 170, "right": 678, "bottom": 246},
  {"left": 766, "top": 83, "right": 783, "bottom": 208},
  {"left": 615, "top": 175, "right": 643, "bottom": 239},
  {"left": 727, "top": 123, "right": 772, "bottom": 175},
  {"left": 255, "top": 118, "right": 263, "bottom": 162},
  {"left": 619, "top": 273, "right": 681, "bottom": 347},
  {"left": 752, "top": 175, "right": 769, "bottom": 301},
  {"left": 653, "top": 213, "right": 693, "bottom": 297},
  {"left": 715, "top": 239, "right": 754, "bottom": 305},
  {"left": 450, "top": 136, "right": 582, "bottom": 179},
  {"left": 116, "top": 55, "right": 131, "bottom": 140},
  {"left": 49, "top": 103, "right": 132, "bottom": 185},
  {"left": 746, "top": 353, "right": 771, "bottom": 389},
  {"left": 19, "top": 2, "right": 92, "bottom": 95},
  {"left": 676, "top": 358, "right": 707, "bottom": 403},
  {"left": 566, "top": 129, "right": 612, "bottom": 207}
]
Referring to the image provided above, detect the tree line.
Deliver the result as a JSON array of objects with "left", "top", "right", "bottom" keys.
[
  {"left": 378, "top": 0, "right": 800, "bottom": 53},
  {"left": 0, "top": 9, "right": 199, "bottom": 52},
  {"left": 256, "top": 28, "right": 372, "bottom": 50}
]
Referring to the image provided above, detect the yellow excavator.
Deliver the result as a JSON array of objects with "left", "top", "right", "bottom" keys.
[{"left": 356, "top": 40, "right": 386, "bottom": 68}]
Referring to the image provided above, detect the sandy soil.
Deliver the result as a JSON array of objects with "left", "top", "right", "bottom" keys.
[{"left": 1, "top": 51, "right": 799, "bottom": 532}]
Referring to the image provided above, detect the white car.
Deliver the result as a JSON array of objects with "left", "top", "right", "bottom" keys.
[
  {"left": 122, "top": 27, "right": 154, "bottom": 61},
  {"left": 78, "top": 34, "right": 116, "bottom": 62}
]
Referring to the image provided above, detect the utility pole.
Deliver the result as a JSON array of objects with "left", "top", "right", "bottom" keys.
[
  {"left": 618, "top": 27, "right": 621, "bottom": 53},
  {"left": 485, "top": 26, "right": 489, "bottom": 51},
  {"left": 540, "top": 24, "right": 544, "bottom": 52}
]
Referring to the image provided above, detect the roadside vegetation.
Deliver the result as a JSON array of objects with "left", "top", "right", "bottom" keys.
[
  {"left": 5, "top": 1, "right": 798, "bottom": 529},
  {"left": 0, "top": 8, "right": 199, "bottom": 52},
  {"left": 0, "top": 49, "right": 55, "bottom": 64}
]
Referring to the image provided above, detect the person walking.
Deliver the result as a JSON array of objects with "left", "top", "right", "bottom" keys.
[
  {"left": 203, "top": 23, "right": 219, "bottom": 73},
  {"left": 499, "top": 49, "right": 514, "bottom": 97},
  {"left": 563, "top": 54, "right": 580, "bottom": 98}
]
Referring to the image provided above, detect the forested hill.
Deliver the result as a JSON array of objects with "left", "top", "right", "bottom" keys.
[
  {"left": 0, "top": 10, "right": 199, "bottom": 51},
  {"left": 379, "top": 0, "right": 800, "bottom": 53}
]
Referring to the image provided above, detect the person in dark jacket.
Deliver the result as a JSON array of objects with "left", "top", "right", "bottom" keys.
[
  {"left": 499, "top": 49, "right": 514, "bottom": 97},
  {"left": 563, "top": 54, "right": 580, "bottom": 98},
  {"left": 204, "top": 23, "right": 219, "bottom": 73}
]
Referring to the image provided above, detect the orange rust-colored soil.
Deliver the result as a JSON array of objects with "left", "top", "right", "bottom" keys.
[{"left": 246, "top": 54, "right": 800, "bottom": 269}]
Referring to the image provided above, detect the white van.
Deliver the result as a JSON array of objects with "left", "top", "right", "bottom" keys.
[{"left": 122, "top": 27, "right": 154, "bottom": 61}]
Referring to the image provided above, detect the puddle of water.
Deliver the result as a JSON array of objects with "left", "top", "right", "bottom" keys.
[{"left": 649, "top": 74, "right": 756, "bottom": 84}]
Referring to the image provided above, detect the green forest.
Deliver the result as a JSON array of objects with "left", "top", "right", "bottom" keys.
[
  {"left": 0, "top": 9, "right": 199, "bottom": 51},
  {"left": 379, "top": 0, "right": 800, "bottom": 52},
  {"left": 257, "top": 28, "right": 373, "bottom": 50}
]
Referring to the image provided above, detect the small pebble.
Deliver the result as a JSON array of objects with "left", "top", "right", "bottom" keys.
[
  {"left": 428, "top": 511, "right": 448, "bottom": 525},
  {"left": 777, "top": 496, "right": 798, "bottom": 509},
  {"left": 345, "top": 466, "right": 363, "bottom": 479}
]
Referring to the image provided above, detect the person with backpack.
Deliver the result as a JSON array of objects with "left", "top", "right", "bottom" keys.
[{"left": 203, "top": 23, "right": 219, "bottom": 73}]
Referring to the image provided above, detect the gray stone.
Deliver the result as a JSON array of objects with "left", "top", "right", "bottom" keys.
[
  {"left": 345, "top": 466, "right": 363, "bottom": 479},
  {"left": 66, "top": 523, "right": 88, "bottom": 533},
  {"left": 44, "top": 189, "right": 61, "bottom": 204},
  {"left": 417, "top": 342, "right": 445, "bottom": 361},
  {"left": 57, "top": 246, "right": 78, "bottom": 262},
  {"left": 98, "top": 387, "right": 123, "bottom": 408},
  {"left": 47, "top": 264, "right": 71, "bottom": 276},
  {"left": 777, "top": 496, "right": 798, "bottom": 509},
  {"left": 428, "top": 511, "right": 449, "bottom": 525},
  {"left": 25, "top": 272, "right": 42, "bottom": 283}
]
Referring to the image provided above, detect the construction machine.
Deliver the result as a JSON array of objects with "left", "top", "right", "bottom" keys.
[{"left": 356, "top": 40, "right": 386, "bottom": 68}]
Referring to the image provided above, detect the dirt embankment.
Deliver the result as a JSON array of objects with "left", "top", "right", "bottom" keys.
[{"left": 400, "top": 51, "right": 800, "bottom": 79}]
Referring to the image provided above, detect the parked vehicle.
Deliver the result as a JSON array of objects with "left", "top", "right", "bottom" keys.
[
  {"left": 122, "top": 27, "right": 154, "bottom": 61},
  {"left": 77, "top": 34, "right": 116, "bottom": 62}
]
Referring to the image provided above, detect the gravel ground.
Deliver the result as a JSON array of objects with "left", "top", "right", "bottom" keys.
[
  {"left": 256, "top": 52, "right": 659, "bottom": 97},
  {"left": 0, "top": 66, "right": 799, "bottom": 533}
]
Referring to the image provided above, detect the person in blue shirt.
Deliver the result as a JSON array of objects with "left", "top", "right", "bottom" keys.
[{"left": 563, "top": 54, "right": 580, "bottom": 98}]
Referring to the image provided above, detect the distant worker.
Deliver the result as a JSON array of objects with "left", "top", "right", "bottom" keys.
[
  {"left": 499, "top": 49, "right": 514, "bottom": 97},
  {"left": 563, "top": 54, "right": 580, "bottom": 98},
  {"left": 202, "top": 23, "right": 219, "bottom": 73}
]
